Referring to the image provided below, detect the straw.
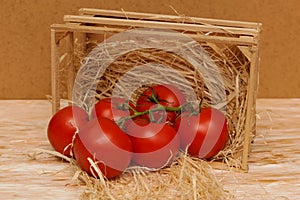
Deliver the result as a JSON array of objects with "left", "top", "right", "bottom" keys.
[{"left": 58, "top": 36, "right": 255, "bottom": 169}]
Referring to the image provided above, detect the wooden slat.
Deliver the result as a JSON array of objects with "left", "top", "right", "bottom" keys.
[
  {"left": 50, "top": 29, "right": 61, "bottom": 114},
  {"left": 63, "top": 15, "right": 259, "bottom": 36},
  {"left": 242, "top": 46, "right": 259, "bottom": 170},
  {"left": 66, "top": 32, "right": 75, "bottom": 105},
  {"left": 50, "top": 23, "right": 257, "bottom": 46},
  {"left": 78, "top": 8, "right": 260, "bottom": 29},
  {"left": 241, "top": 21, "right": 261, "bottom": 168},
  {"left": 250, "top": 23, "right": 262, "bottom": 139}
]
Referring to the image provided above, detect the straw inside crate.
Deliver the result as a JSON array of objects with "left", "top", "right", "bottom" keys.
[{"left": 57, "top": 38, "right": 256, "bottom": 170}]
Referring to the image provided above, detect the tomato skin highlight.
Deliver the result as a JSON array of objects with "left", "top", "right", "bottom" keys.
[
  {"left": 126, "top": 119, "right": 180, "bottom": 169},
  {"left": 175, "top": 107, "right": 229, "bottom": 159},
  {"left": 90, "top": 97, "right": 134, "bottom": 121},
  {"left": 90, "top": 97, "right": 136, "bottom": 130},
  {"left": 136, "top": 84, "right": 186, "bottom": 123},
  {"left": 47, "top": 106, "right": 88, "bottom": 157},
  {"left": 73, "top": 117, "right": 133, "bottom": 179}
]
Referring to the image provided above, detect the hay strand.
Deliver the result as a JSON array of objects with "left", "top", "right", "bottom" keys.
[{"left": 29, "top": 149, "right": 233, "bottom": 199}]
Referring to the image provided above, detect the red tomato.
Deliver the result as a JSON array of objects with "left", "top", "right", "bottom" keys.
[
  {"left": 175, "top": 107, "right": 229, "bottom": 159},
  {"left": 47, "top": 106, "right": 88, "bottom": 157},
  {"left": 90, "top": 97, "right": 135, "bottom": 129},
  {"left": 126, "top": 119, "right": 180, "bottom": 169},
  {"left": 73, "top": 117, "right": 132, "bottom": 179},
  {"left": 136, "top": 84, "right": 186, "bottom": 124}
]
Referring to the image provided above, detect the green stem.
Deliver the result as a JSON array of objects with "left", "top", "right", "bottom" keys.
[
  {"left": 148, "top": 87, "right": 160, "bottom": 104},
  {"left": 116, "top": 103, "right": 183, "bottom": 127},
  {"left": 116, "top": 93, "right": 203, "bottom": 128},
  {"left": 188, "top": 98, "right": 203, "bottom": 116}
]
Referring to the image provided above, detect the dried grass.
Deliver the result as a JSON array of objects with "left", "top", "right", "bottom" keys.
[
  {"left": 30, "top": 149, "right": 233, "bottom": 200},
  {"left": 57, "top": 32, "right": 255, "bottom": 169},
  {"left": 80, "top": 154, "right": 233, "bottom": 200}
]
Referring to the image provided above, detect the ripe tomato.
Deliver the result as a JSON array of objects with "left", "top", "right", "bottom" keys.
[
  {"left": 47, "top": 106, "right": 88, "bottom": 157},
  {"left": 126, "top": 119, "right": 180, "bottom": 169},
  {"left": 136, "top": 84, "right": 186, "bottom": 124},
  {"left": 90, "top": 97, "right": 135, "bottom": 129},
  {"left": 73, "top": 117, "right": 132, "bottom": 179},
  {"left": 175, "top": 107, "right": 229, "bottom": 159}
]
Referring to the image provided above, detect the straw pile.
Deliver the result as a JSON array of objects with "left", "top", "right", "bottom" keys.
[
  {"left": 79, "top": 154, "right": 232, "bottom": 199},
  {"left": 58, "top": 33, "right": 254, "bottom": 168},
  {"left": 30, "top": 150, "right": 233, "bottom": 199}
]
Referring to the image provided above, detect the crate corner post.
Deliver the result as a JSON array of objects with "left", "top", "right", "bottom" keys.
[{"left": 50, "top": 27, "right": 60, "bottom": 115}]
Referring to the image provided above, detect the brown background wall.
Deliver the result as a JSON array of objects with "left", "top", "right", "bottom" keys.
[{"left": 1, "top": 0, "right": 299, "bottom": 99}]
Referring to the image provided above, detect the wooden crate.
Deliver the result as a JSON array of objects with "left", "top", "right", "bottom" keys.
[{"left": 50, "top": 8, "right": 261, "bottom": 171}]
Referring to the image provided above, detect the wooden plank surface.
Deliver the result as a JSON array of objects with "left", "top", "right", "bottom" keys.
[
  {"left": 50, "top": 23, "right": 258, "bottom": 45},
  {"left": 0, "top": 99, "right": 299, "bottom": 199},
  {"left": 218, "top": 99, "right": 300, "bottom": 199},
  {"left": 78, "top": 8, "right": 260, "bottom": 29},
  {"left": 63, "top": 15, "right": 259, "bottom": 36}
]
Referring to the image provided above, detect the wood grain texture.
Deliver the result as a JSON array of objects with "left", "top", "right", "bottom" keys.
[
  {"left": 219, "top": 99, "right": 300, "bottom": 199},
  {"left": 0, "top": 100, "right": 81, "bottom": 199},
  {"left": 0, "top": 99, "right": 299, "bottom": 199}
]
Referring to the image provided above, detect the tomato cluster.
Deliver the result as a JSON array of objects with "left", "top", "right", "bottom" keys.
[{"left": 47, "top": 84, "right": 229, "bottom": 179}]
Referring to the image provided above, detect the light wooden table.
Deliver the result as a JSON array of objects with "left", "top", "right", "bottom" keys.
[{"left": 0, "top": 99, "right": 299, "bottom": 199}]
